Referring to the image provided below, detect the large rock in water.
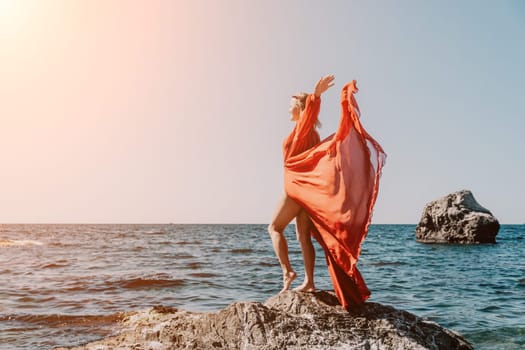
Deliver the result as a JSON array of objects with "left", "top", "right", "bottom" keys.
[
  {"left": 416, "top": 190, "right": 499, "bottom": 243},
  {"left": 57, "top": 291, "right": 473, "bottom": 350}
]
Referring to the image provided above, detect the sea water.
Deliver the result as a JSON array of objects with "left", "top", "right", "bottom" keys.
[{"left": 0, "top": 224, "right": 523, "bottom": 349}]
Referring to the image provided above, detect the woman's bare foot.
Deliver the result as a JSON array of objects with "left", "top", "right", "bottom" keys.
[
  {"left": 293, "top": 282, "right": 316, "bottom": 293},
  {"left": 280, "top": 271, "right": 297, "bottom": 293}
]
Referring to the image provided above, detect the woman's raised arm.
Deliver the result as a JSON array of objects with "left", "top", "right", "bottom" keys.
[
  {"left": 294, "top": 75, "right": 335, "bottom": 140},
  {"left": 314, "top": 74, "right": 335, "bottom": 97}
]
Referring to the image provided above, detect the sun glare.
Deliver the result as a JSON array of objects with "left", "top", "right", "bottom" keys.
[
  {"left": 0, "top": 0, "right": 31, "bottom": 37},
  {"left": 0, "top": 0, "right": 19, "bottom": 19},
  {"left": 0, "top": 0, "right": 16, "bottom": 12}
]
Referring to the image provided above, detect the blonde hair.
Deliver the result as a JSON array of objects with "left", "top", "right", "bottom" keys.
[{"left": 292, "top": 92, "right": 321, "bottom": 128}]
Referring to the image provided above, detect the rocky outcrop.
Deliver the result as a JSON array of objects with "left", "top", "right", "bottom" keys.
[
  {"left": 56, "top": 291, "right": 473, "bottom": 350},
  {"left": 416, "top": 190, "right": 499, "bottom": 243}
]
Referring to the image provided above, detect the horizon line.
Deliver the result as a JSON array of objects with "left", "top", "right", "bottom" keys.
[{"left": 0, "top": 222, "right": 523, "bottom": 225}]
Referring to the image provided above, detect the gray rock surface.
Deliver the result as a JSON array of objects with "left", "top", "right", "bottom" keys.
[
  {"left": 416, "top": 190, "right": 499, "bottom": 243},
  {"left": 56, "top": 291, "right": 473, "bottom": 350}
]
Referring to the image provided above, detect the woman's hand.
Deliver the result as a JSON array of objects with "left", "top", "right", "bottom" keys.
[{"left": 314, "top": 74, "right": 335, "bottom": 97}]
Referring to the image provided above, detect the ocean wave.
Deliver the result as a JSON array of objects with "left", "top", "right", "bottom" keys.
[
  {"left": 58, "top": 276, "right": 187, "bottom": 292},
  {"left": 186, "top": 262, "right": 202, "bottom": 269},
  {"left": 39, "top": 262, "right": 70, "bottom": 269},
  {"left": 48, "top": 241, "right": 77, "bottom": 248},
  {"left": 0, "top": 312, "right": 124, "bottom": 328},
  {"left": 144, "top": 230, "right": 166, "bottom": 235},
  {"left": 230, "top": 248, "right": 254, "bottom": 254},
  {"left": 116, "top": 278, "right": 186, "bottom": 290},
  {"left": 369, "top": 261, "right": 405, "bottom": 266},
  {"left": 189, "top": 272, "right": 219, "bottom": 278},
  {"left": 462, "top": 326, "right": 525, "bottom": 348},
  {"left": 16, "top": 296, "right": 56, "bottom": 303},
  {"left": 257, "top": 261, "right": 279, "bottom": 267},
  {"left": 0, "top": 239, "right": 44, "bottom": 247},
  {"left": 176, "top": 240, "right": 203, "bottom": 245},
  {"left": 174, "top": 253, "right": 195, "bottom": 259}
]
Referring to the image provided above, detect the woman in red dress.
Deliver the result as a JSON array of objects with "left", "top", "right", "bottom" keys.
[
  {"left": 268, "top": 75, "right": 386, "bottom": 310},
  {"left": 268, "top": 75, "right": 334, "bottom": 294}
]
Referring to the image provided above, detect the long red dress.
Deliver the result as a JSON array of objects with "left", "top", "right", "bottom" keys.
[{"left": 283, "top": 80, "right": 386, "bottom": 310}]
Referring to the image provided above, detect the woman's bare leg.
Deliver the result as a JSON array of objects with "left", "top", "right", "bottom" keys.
[
  {"left": 294, "top": 209, "right": 316, "bottom": 292},
  {"left": 268, "top": 193, "right": 302, "bottom": 293}
]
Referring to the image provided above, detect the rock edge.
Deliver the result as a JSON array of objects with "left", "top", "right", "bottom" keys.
[{"left": 56, "top": 291, "right": 473, "bottom": 350}]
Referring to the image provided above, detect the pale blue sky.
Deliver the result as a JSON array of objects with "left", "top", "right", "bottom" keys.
[{"left": 1, "top": 0, "right": 523, "bottom": 223}]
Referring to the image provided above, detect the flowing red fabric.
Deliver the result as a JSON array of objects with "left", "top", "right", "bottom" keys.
[{"left": 283, "top": 80, "right": 386, "bottom": 310}]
